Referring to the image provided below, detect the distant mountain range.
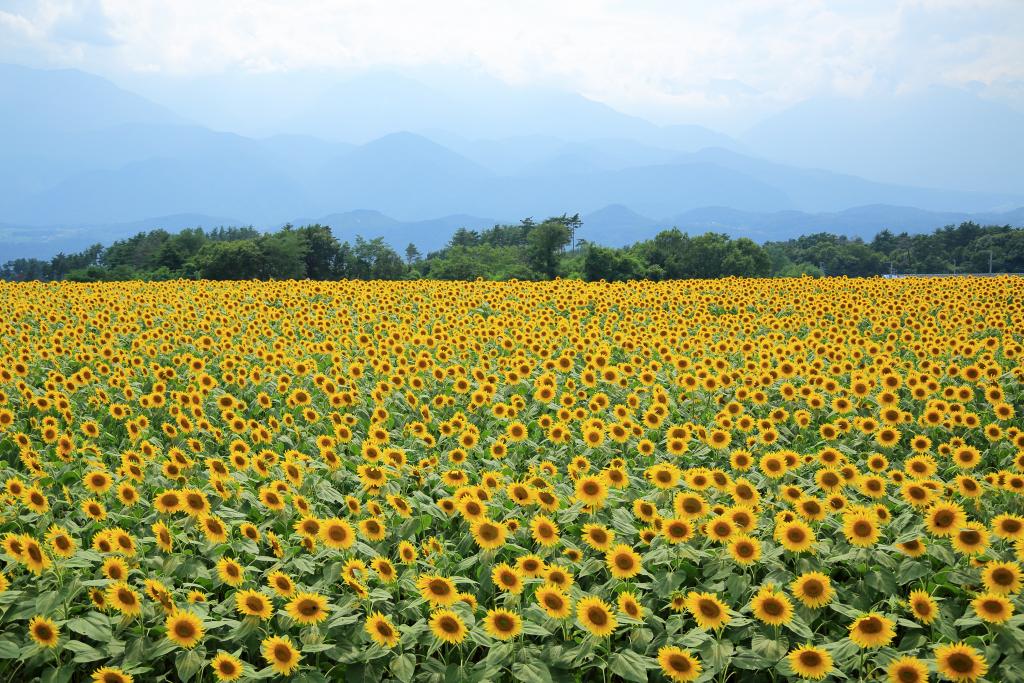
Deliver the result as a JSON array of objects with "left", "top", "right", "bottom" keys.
[
  {"left": 5, "top": 204, "right": 1023, "bottom": 262},
  {"left": 2, "top": 62, "right": 1024, "bottom": 260}
]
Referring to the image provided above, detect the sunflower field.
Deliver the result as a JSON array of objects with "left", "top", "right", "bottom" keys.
[{"left": 1, "top": 277, "right": 1023, "bottom": 683}]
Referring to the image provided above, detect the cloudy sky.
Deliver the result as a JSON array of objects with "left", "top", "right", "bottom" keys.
[{"left": 2, "top": 0, "right": 1022, "bottom": 127}]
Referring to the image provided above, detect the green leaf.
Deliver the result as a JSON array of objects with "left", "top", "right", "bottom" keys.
[
  {"left": 391, "top": 653, "right": 415, "bottom": 683},
  {"left": 609, "top": 650, "right": 652, "bottom": 683},
  {"left": 512, "top": 661, "right": 553, "bottom": 683},
  {"left": 40, "top": 667, "right": 73, "bottom": 683},
  {"left": 785, "top": 614, "right": 814, "bottom": 640},
  {"left": 66, "top": 616, "right": 112, "bottom": 641},
  {"left": 750, "top": 634, "right": 788, "bottom": 662},
  {"left": 731, "top": 649, "right": 770, "bottom": 670},
  {"left": 64, "top": 640, "right": 106, "bottom": 663},
  {"left": 175, "top": 649, "right": 205, "bottom": 682},
  {"left": 897, "top": 560, "right": 931, "bottom": 585},
  {"left": 699, "top": 638, "right": 734, "bottom": 671},
  {"left": 0, "top": 639, "right": 20, "bottom": 659}
]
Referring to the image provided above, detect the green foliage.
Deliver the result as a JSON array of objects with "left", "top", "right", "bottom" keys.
[
  {"left": 526, "top": 220, "right": 572, "bottom": 279},
  {"left": 582, "top": 245, "right": 646, "bottom": 281},
  {"left": 3, "top": 219, "right": 1022, "bottom": 282}
]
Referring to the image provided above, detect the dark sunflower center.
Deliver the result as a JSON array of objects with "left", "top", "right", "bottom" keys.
[
  {"left": 668, "top": 655, "right": 691, "bottom": 673},
  {"left": 174, "top": 621, "right": 196, "bottom": 638},
  {"left": 799, "top": 651, "right": 822, "bottom": 667},
  {"left": 699, "top": 600, "right": 720, "bottom": 618},
  {"left": 859, "top": 617, "right": 882, "bottom": 634},
  {"left": 960, "top": 530, "right": 981, "bottom": 545},
  {"left": 992, "top": 568, "right": 1013, "bottom": 585},
  {"left": 948, "top": 653, "right": 974, "bottom": 674}
]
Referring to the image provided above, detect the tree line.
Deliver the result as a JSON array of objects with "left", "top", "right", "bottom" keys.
[{"left": 2, "top": 216, "right": 1022, "bottom": 282}]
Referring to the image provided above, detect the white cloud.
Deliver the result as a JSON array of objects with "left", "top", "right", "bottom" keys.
[{"left": 2, "top": 0, "right": 1022, "bottom": 124}]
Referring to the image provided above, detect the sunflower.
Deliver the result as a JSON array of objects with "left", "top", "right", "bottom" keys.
[
  {"left": 200, "top": 514, "right": 229, "bottom": 543},
  {"left": 662, "top": 518, "right": 694, "bottom": 545},
  {"left": 483, "top": 608, "right": 522, "bottom": 640},
  {"left": 684, "top": 591, "right": 731, "bottom": 630},
  {"left": 235, "top": 589, "right": 273, "bottom": 620},
  {"left": 934, "top": 642, "right": 987, "bottom": 682},
  {"left": 658, "top": 646, "right": 702, "bottom": 682},
  {"left": 787, "top": 572, "right": 830, "bottom": 609},
  {"left": 516, "top": 554, "right": 547, "bottom": 578},
  {"left": 617, "top": 591, "right": 643, "bottom": 620},
  {"left": 359, "top": 517, "right": 387, "bottom": 541},
  {"left": 372, "top": 557, "right": 397, "bottom": 583},
  {"left": 775, "top": 520, "right": 815, "bottom": 553},
  {"left": 152, "top": 521, "right": 173, "bottom": 552},
  {"left": 530, "top": 515, "right": 560, "bottom": 547},
  {"left": 848, "top": 613, "right": 895, "bottom": 648},
  {"left": 577, "top": 596, "right": 617, "bottom": 637},
  {"left": 750, "top": 585, "right": 793, "bottom": 626},
  {"left": 46, "top": 525, "right": 75, "bottom": 558},
  {"left": 605, "top": 544, "right": 643, "bottom": 580},
  {"left": 429, "top": 609, "right": 467, "bottom": 644},
  {"left": 365, "top": 611, "right": 401, "bottom": 647},
  {"left": 318, "top": 517, "right": 355, "bottom": 550},
  {"left": 675, "top": 493, "right": 708, "bottom": 520},
  {"left": 705, "top": 516, "right": 735, "bottom": 543},
  {"left": 993, "top": 513, "right": 1024, "bottom": 541},
  {"left": 215, "top": 557, "right": 245, "bottom": 587},
  {"left": 286, "top": 591, "right": 329, "bottom": 625},
  {"left": 728, "top": 534, "right": 761, "bottom": 565},
  {"left": 165, "top": 610, "right": 204, "bottom": 649},
  {"left": 925, "top": 502, "right": 967, "bottom": 537},
  {"left": 106, "top": 582, "right": 142, "bottom": 617},
  {"left": 21, "top": 538, "right": 51, "bottom": 574},
  {"left": 887, "top": 656, "right": 927, "bottom": 683},
  {"left": 211, "top": 652, "right": 244, "bottom": 682},
  {"left": 397, "top": 540, "right": 418, "bottom": 564},
  {"left": 952, "top": 522, "right": 989, "bottom": 556},
  {"left": 262, "top": 635, "right": 301, "bottom": 676},
  {"left": 972, "top": 592, "right": 1013, "bottom": 624},
  {"left": 102, "top": 556, "right": 130, "bottom": 581},
  {"left": 28, "top": 615, "right": 59, "bottom": 648},
  {"left": 843, "top": 513, "right": 881, "bottom": 547},
  {"left": 982, "top": 561, "right": 1022, "bottom": 595},
  {"left": 581, "top": 523, "right": 615, "bottom": 551},
  {"left": 897, "top": 536, "right": 929, "bottom": 557},
  {"left": 574, "top": 475, "right": 609, "bottom": 507},
  {"left": 787, "top": 645, "right": 833, "bottom": 680},
  {"left": 268, "top": 570, "right": 296, "bottom": 597},
  {"left": 907, "top": 589, "right": 938, "bottom": 624},
  {"left": 470, "top": 518, "right": 507, "bottom": 550},
  {"left": 536, "top": 586, "right": 572, "bottom": 618},
  {"left": 417, "top": 575, "right": 459, "bottom": 606},
  {"left": 492, "top": 563, "right": 524, "bottom": 594},
  {"left": 91, "top": 668, "right": 133, "bottom": 683}
]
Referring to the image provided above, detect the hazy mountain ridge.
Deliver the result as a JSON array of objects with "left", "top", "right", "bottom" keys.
[{"left": 2, "top": 63, "right": 1023, "bottom": 257}]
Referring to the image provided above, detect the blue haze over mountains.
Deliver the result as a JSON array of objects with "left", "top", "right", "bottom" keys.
[{"left": 1, "top": 63, "right": 1023, "bottom": 260}]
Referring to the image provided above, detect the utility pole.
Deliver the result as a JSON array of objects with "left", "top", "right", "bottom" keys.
[{"left": 989, "top": 249, "right": 994, "bottom": 275}]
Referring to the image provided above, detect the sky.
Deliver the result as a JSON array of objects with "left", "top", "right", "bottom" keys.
[{"left": 1, "top": 0, "right": 1023, "bottom": 129}]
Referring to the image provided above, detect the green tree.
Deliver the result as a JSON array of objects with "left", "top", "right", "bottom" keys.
[
  {"left": 190, "top": 240, "right": 266, "bottom": 280},
  {"left": 526, "top": 219, "right": 571, "bottom": 279},
  {"left": 582, "top": 245, "right": 645, "bottom": 281}
]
